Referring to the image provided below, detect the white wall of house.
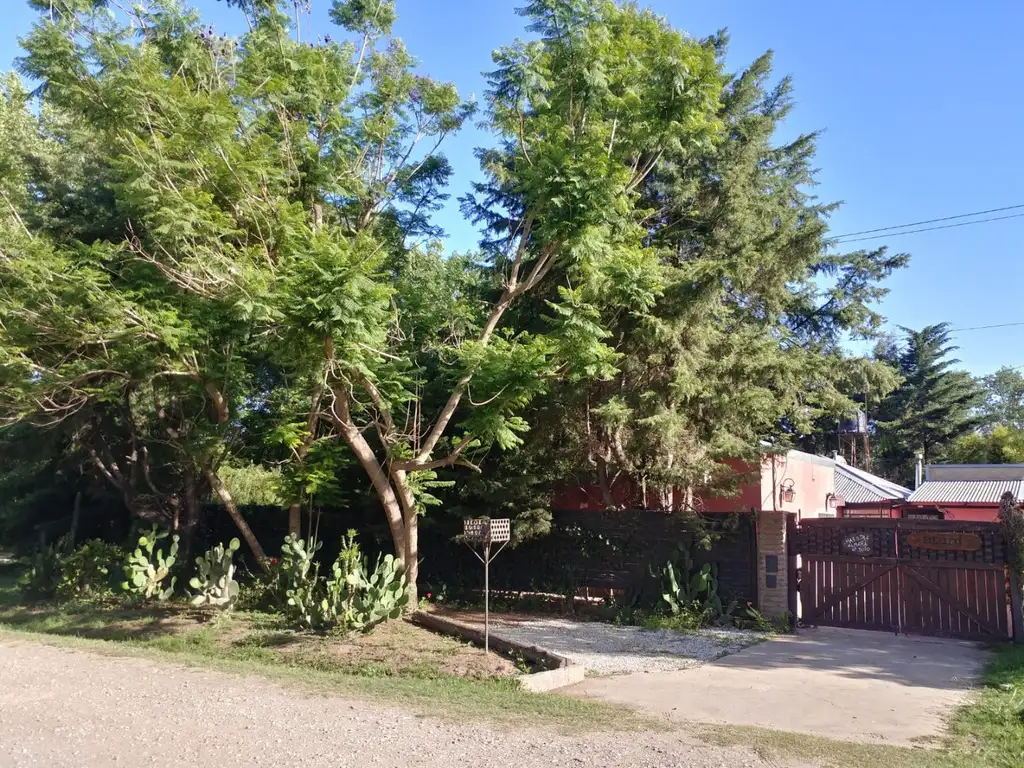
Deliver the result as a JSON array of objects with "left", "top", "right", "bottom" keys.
[{"left": 761, "top": 450, "right": 837, "bottom": 519}]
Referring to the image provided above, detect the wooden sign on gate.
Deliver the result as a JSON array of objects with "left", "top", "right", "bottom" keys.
[{"left": 905, "top": 531, "right": 983, "bottom": 552}]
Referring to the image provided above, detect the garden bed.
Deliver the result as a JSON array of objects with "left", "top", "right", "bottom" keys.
[{"left": 0, "top": 597, "right": 521, "bottom": 682}]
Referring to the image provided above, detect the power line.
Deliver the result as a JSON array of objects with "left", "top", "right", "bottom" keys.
[
  {"left": 948, "top": 321, "right": 1024, "bottom": 333},
  {"left": 834, "top": 212, "right": 1024, "bottom": 244},
  {"left": 832, "top": 203, "right": 1024, "bottom": 239}
]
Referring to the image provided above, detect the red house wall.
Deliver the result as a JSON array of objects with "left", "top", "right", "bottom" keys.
[
  {"left": 839, "top": 503, "right": 1001, "bottom": 522},
  {"left": 699, "top": 459, "right": 761, "bottom": 513},
  {"left": 551, "top": 456, "right": 833, "bottom": 514},
  {"left": 929, "top": 505, "right": 1000, "bottom": 522}
]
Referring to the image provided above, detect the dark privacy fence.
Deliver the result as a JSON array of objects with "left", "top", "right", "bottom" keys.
[
  {"left": 201, "top": 504, "right": 758, "bottom": 603},
  {"left": 420, "top": 509, "right": 759, "bottom": 603}
]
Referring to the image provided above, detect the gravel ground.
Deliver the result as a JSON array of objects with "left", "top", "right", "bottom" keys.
[
  {"left": 0, "top": 639, "right": 798, "bottom": 768},
  {"left": 484, "top": 617, "right": 763, "bottom": 675}
]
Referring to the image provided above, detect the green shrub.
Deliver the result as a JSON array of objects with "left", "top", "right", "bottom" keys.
[
  {"left": 56, "top": 539, "right": 123, "bottom": 602},
  {"left": 236, "top": 559, "right": 284, "bottom": 612},
  {"left": 17, "top": 545, "right": 61, "bottom": 599},
  {"left": 658, "top": 549, "right": 725, "bottom": 622},
  {"left": 122, "top": 525, "right": 178, "bottom": 601},
  {"left": 641, "top": 611, "right": 704, "bottom": 633}
]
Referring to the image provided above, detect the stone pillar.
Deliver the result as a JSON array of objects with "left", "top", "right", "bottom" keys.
[{"left": 757, "top": 510, "right": 789, "bottom": 617}]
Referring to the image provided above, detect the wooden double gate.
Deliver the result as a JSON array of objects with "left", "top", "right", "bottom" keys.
[{"left": 793, "top": 518, "right": 1016, "bottom": 642}]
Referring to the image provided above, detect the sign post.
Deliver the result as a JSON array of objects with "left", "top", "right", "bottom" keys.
[{"left": 463, "top": 518, "right": 511, "bottom": 654}]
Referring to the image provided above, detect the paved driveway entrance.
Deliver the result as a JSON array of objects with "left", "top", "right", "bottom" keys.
[{"left": 566, "top": 626, "right": 986, "bottom": 746}]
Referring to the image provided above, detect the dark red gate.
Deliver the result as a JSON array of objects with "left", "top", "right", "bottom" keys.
[{"left": 795, "top": 518, "right": 1013, "bottom": 641}]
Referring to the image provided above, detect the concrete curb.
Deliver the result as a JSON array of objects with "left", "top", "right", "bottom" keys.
[
  {"left": 408, "top": 610, "right": 584, "bottom": 692},
  {"left": 517, "top": 664, "right": 585, "bottom": 692}
]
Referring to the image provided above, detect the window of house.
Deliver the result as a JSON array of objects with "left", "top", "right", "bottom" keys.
[
  {"left": 903, "top": 507, "right": 944, "bottom": 520},
  {"left": 842, "top": 507, "right": 888, "bottom": 518}
]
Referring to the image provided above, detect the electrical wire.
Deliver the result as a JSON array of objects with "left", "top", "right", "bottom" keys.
[
  {"left": 831, "top": 203, "right": 1024, "bottom": 239},
  {"left": 833, "top": 212, "right": 1024, "bottom": 244},
  {"left": 947, "top": 322, "right": 1024, "bottom": 333}
]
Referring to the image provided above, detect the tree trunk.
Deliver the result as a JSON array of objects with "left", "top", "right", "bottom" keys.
[
  {"left": 180, "top": 465, "right": 202, "bottom": 564},
  {"left": 596, "top": 456, "right": 618, "bottom": 509},
  {"left": 204, "top": 468, "right": 269, "bottom": 571},
  {"left": 287, "top": 503, "right": 302, "bottom": 538},
  {"left": 331, "top": 388, "right": 407, "bottom": 555},
  {"left": 288, "top": 384, "right": 323, "bottom": 537},
  {"left": 404, "top": 510, "right": 419, "bottom": 604},
  {"left": 68, "top": 491, "right": 82, "bottom": 551},
  {"left": 392, "top": 468, "right": 420, "bottom": 604},
  {"left": 334, "top": 391, "right": 419, "bottom": 603}
]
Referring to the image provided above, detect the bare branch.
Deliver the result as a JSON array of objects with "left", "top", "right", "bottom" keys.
[{"left": 391, "top": 434, "right": 478, "bottom": 472}]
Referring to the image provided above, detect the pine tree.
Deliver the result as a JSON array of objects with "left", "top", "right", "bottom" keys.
[{"left": 874, "top": 324, "right": 986, "bottom": 484}]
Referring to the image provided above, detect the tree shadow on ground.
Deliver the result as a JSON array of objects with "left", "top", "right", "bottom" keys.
[
  {"left": 0, "top": 603, "right": 212, "bottom": 642},
  {"left": 701, "top": 625, "right": 988, "bottom": 691}
]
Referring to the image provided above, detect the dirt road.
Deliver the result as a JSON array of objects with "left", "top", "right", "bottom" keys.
[{"left": 0, "top": 639, "right": 791, "bottom": 768}]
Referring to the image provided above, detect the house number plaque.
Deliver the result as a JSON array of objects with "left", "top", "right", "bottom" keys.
[{"left": 905, "top": 532, "right": 982, "bottom": 552}]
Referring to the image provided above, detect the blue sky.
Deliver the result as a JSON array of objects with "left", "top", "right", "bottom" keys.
[{"left": 3, "top": 1, "right": 1022, "bottom": 375}]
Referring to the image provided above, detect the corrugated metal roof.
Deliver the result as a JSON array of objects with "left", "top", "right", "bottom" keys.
[
  {"left": 836, "top": 464, "right": 911, "bottom": 504},
  {"left": 926, "top": 464, "right": 1024, "bottom": 482},
  {"left": 907, "top": 480, "right": 1023, "bottom": 504}
]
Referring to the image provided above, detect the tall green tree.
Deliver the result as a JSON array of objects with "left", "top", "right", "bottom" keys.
[
  {"left": 947, "top": 425, "right": 1024, "bottom": 465},
  {"left": 979, "top": 366, "right": 1024, "bottom": 429},
  {"left": 463, "top": 40, "right": 906, "bottom": 514},
  {"left": 2, "top": 0, "right": 459, "bottom": 565},
  {"left": 0, "top": 0, "right": 725, "bottom": 596},
  {"left": 318, "top": 0, "right": 724, "bottom": 590},
  {"left": 874, "top": 324, "right": 986, "bottom": 484}
]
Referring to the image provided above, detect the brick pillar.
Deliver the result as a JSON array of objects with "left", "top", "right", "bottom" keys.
[{"left": 757, "top": 510, "right": 789, "bottom": 617}]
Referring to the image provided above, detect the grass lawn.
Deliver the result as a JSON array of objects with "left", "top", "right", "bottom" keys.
[{"left": 943, "top": 644, "right": 1024, "bottom": 768}]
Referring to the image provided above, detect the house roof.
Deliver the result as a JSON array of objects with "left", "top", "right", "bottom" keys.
[
  {"left": 835, "top": 463, "right": 912, "bottom": 504},
  {"left": 907, "top": 480, "right": 1023, "bottom": 504},
  {"left": 926, "top": 464, "right": 1024, "bottom": 482}
]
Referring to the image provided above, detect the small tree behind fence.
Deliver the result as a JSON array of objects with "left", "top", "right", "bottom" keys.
[{"left": 999, "top": 490, "right": 1024, "bottom": 643}]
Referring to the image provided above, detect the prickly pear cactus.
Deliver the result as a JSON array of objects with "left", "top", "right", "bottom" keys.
[
  {"left": 281, "top": 534, "right": 324, "bottom": 630},
  {"left": 121, "top": 525, "right": 178, "bottom": 601},
  {"left": 189, "top": 538, "right": 241, "bottom": 608},
  {"left": 347, "top": 554, "right": 409, "bottom": 632}
]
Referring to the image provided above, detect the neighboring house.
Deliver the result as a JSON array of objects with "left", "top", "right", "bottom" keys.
[
  {"left": 834, "top": 459, "right": 912, "bottom": 518},
  {"left": 554, "top": 448, "right": 843, "bottom": 519},
  {"left": 552, "top": 447, "right": 874, "bottom": 619},
  {"left": 900, "top": 464, "right": 1024, "bottom": 521}
]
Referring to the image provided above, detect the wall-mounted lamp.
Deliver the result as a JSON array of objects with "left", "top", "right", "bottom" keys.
[
  {"left": 779, "top": 479, "right": 795, "bottom": 504},
  {"left": 826, "top": 492, "right": 842, "bottom": 509}
]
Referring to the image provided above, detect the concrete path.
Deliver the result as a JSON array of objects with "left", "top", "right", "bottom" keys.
[
  {"left": 436, "top": 609, "right": 761, "bottom": 674},
  {"left": 566, "top": 626, "right": 987, "bottom": 747}
]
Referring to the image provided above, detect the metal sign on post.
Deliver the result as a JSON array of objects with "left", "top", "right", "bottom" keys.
[{"left": 463, "top": 518, "right": 511, "bottom": 654}]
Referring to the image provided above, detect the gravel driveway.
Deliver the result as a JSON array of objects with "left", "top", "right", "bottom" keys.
[
  {"left": 447, "top": 612, "right": 763, "bottom": 675},
  {"left": 0, "top": 639, "right": 796, "bottom": 768}
]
